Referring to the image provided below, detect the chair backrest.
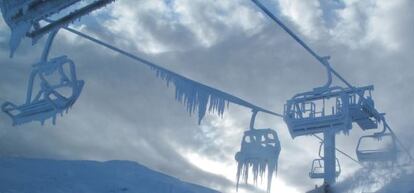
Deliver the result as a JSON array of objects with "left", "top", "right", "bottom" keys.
[
  {"left": 356, "top": 133, "right": 397, "bottom": 162},
  {"left": 241, "top": 128, "right": 280, "bottom": 150}
]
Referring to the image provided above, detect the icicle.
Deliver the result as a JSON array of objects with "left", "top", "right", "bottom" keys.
[
  {"left": 152, "top": 66, "right": 229, "bottom": 123},
  {"left": 235, "top": 129, "right": 281, "bottom": 193},
  {"left": 49, "top": 22, "right": 281, "bottom": 125}
]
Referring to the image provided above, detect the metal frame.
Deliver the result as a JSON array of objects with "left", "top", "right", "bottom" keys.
[
  {"left": 309, "top": 142, "right": 341, "bottom": 179},
  {"left": 309, "top": 159, "right": 341, "bottom": 179},
  {"left": 235, "top": 110, "right": 281, "bottom": 193},
  {"left": 2, "top": 56, "right": 84, "bottom": 125},
  {"left": 284, "top": 87, "right": 352, "bottom": 138},
  {"left": 356, "top": 133, "right": 397, "bottom": 162},
  {"left": 0, "top": 0, "right": 115, "bottom": 56}
]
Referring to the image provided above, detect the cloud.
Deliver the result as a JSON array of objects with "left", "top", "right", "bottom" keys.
[
  {"left": 274, "top": 0, "right": 413, "bottom": 51},
  {"left": 277, "top": 0, "right": 326, "bottom": 39},
  {"left": 101, "top": 0, "right": 264, "bottom": 55},
  {"left": 0, "top": 0, "right": 414, "bottom": 192},
  {"left": 0, "top": 16, "right": 7, "bottom": 42}
]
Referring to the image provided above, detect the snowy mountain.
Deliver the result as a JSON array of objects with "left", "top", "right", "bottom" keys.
[
  {"left": 329, "top": 163, "right": 414, "bottom": 193},
  {"left": 0, "top": 157, "right": 220, "bottom": 193},
  {"left": 375, "top": 171, "right": 414, "bottom": 193}
]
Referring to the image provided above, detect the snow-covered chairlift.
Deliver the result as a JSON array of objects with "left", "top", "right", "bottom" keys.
[
  {"left": 2, "top": 56, "right": 84, "bottom": 125},
  {"left": 356, "top": 132, "right": 397, "bottom": 162},
  {"left": 309, "top": 142, "right": 341, "bottom": 179},
  {"left": 309, "top": 158, "right": 341, "bottom": 179},
  {"left": 284, "top": 87, "right": 352, "bottom": 138},
  {"left": 235, "top": 111, "right": 281, "bottom": 193}
]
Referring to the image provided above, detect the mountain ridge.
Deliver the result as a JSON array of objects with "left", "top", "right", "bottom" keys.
[{"left": 0, "top": 157, "right": 221, "bottom": 193}]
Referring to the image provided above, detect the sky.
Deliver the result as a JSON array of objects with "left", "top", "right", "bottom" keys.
[{"left": 0, "top": 0, "right": 413, "bottom": 192}]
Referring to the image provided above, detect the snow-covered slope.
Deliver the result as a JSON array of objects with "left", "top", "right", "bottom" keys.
[
  {"left": 331, "top": 164, "right": 414, "bottom": 193},
  {"left": 0, "top": 157, "right": 220, "bottom": 193},
  {"left": 375, "top": 171, "right": 414, "bottom": 193}
]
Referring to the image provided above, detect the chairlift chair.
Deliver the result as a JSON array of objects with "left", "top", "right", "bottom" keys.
[
  {"left": 309, "top": 142, "right": 341, "bottom": 179},
  {"left": 235, "top": 111, "right": 281, "bottom": 193},
  {"left": 2, "top": 56, "right": 84, "bottom": 125},
  {"left": 235, "top": 128, "right": 281, "bottom": 163},
  {"left": 235, "top": 128, "right": 281, "bottom": 193},
  {"left": 356, "top": 133, "right": 397, "bottom": 162},
  {"left": 309, "top": 158, "right": 341, "bottom": 179}
]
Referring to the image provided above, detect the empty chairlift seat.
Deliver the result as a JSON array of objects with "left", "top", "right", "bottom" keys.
[
  {"left": 309, "top": 142, "right": 341, "bottom": 179},
  {"left": 284, "top": 87, "right": 352, "bottom": 138},
  {"left": 2, "top": 56, "right": 84, "bottom": 125},
  {"left": 309, "top": 158, "right": 341, "bottom": 179},
  {"left": 356, "top": 133, "right": 397, "bottom": 162}
]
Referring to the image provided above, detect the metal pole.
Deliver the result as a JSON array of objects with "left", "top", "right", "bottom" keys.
[{"left": 324, "top": 128, "right": 336, "bottom": 185}]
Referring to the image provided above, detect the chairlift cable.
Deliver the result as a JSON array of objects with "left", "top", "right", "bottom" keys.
[
  {"left": 249, "top": 0, "right": 353, "bottom": 88},
  {"left": 54, "top": 1, "right": 413, "bottom": 166},
  {"left": 50, "top": 17, "right": 411, "bottom": 166},
  {"left": 45, "top": 20, "right": 284, "bottom": 118}
]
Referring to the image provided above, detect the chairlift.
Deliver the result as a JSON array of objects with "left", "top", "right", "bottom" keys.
[
  {"left": 235, "top": 110, "right": 281, "bottom": 193},
  {"left": 2, "top": 56, "right": 84, "bottom": 125},
  {"left": 284, "top": 86, "right": 352, "bottom": 138},
  {"left": 356, "top": 132, "right": 397, "bottom": 162},
  {"left": 284, "top": 85, "right": 380, "bottom": 138},
  {"left": 0, "top": 0, "right": 115, "bottom": 56},
  {"left": 309, "top": 158, "right": 341, "bottom": 179},
  {"left": 235, "top": 128, "right": 281, "bottom": 163},
  {"left": 309, "top": 142, "right": 341, "bottom": 179}
]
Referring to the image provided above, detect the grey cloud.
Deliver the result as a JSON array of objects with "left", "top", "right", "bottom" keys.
[{"left": 1, "top": 0, "right": 414, "bottom": 193}]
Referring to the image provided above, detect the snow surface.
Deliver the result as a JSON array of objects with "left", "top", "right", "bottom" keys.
[
  {"left": 0, "top": 157, "right": 220, "bottom": 193},
  {"left": 332, "top": 163, "right": 414, "bottom": 193}
]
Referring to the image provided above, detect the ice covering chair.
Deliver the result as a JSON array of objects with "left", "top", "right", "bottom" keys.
[{"left": 2, "top": 56, "right": 84, "bottom": 125}]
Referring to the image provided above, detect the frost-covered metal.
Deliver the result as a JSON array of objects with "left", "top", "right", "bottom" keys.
[
  {"left": 0, "top": 0, "right": 115, "bottom": 57},
  {"left": 1, "top": 30, "right": 84, "bottom": 125},
  {"left": 309, "top": 142, "right": 341, "bottom": 179},
  {"left": 0, "top": 0, "right": 115, "bottom": 125},
  {"left": 348, "top": 86, "right": 379, "bottom": 130},
  {"left": 58, "top": 24, "right": 282, "bottom": 124},
  {"left": 250, "top": 0, "right": 412, "bottom": 189},
  {"left": 2, "top": 55, "right": 84, "bottom": 125},
  {"left": 284, "top": 85, "right": 378, "bottom": 138},
  {"left": 0, "top": 1, "right": 413, "bottom": 193},
  {"left": 153, "top": 67, "right": 281, "bottom": 124},
  {"left": 356, "top": 128, "right": 397, "bottom": 162},
  {"left": 284, "top": 86, "right": 351, "bottom": 138},
  {"left": 235, "top": 111, "right": 281, "bottom": 193}
]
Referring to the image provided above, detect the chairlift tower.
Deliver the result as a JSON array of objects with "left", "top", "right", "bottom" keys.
[
  {"left": 251, "top": 0, "right": 413, "bottom": 189},
  {"left": 284, "top": 77, "right": 349, "bottom": 185},
  {"left": 323, "top": 128, "right": 337, "bottom": 184}
]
